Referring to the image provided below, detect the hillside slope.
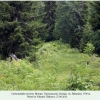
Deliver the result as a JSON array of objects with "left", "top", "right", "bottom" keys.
[{"left": 0, "top": 41, "right": 100, "bottom": 90}]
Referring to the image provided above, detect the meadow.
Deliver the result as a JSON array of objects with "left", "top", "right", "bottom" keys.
[{"left": 0, "top": 41, "right": 100, "bottom": 90}]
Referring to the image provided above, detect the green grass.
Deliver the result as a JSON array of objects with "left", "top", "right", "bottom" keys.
[{"left": 0, "top": 41, "right": 100, "bottom": 90}]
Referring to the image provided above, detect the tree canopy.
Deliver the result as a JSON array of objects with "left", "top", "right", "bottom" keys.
[
  {"left": 1, "top": 1, "right": 100, "bottom": 59},
  {"left": 0, "top": 1, "right": 41, "bottom": 59}
]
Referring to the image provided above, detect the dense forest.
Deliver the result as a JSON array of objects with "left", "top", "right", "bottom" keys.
[
  {"left": 1, "top": 1, "right": 100, "bottom": 59},
  {"left": 0, "top": 1, "right": 100, "bottom": 90}
]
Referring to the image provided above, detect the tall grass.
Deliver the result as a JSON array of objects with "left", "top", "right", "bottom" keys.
[{"left": 0, "top": 41, "right": 100, "bottom": 90}]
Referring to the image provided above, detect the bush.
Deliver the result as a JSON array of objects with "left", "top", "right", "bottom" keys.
[
  {"left": 84, "top": 42, "right": 95, "bottom": 55},
  {"left": 67, "top": 75, "right": 93, "bottom": 90}
]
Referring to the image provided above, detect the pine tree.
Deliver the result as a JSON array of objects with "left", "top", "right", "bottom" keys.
[
  {"left": 89, "top": 1, "right": 100, "bottom": 54},
  {"left": 0, "top": 1, "right": 40, "bottom": 59},
  {"left": 42, "top": 1, "right": 57, "bottom": 41},
  {"left": 81, "top": 1, "right": 100, "bottom": 54},
  {"left": 53, "top": 1, "right": 85, "bottom": 48}
]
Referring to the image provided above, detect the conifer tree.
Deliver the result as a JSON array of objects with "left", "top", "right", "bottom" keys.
[
  {"left": 89, "top": 1, "right": 100, "bottom": 54},
  {"left": 0, "top": 1, "right": 39, "bottom": 59},
  {"left": 42, "top": 1, "right": 57, "bottom": 41},
  {"left": 53, "top": 1, "right": 85, "bottom": 48},
  {"left": 81, "top": 1, "right": 100, "bottom": 54}
]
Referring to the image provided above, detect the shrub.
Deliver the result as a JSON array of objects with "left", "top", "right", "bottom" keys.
[
  {"left": 84, "top": 42, "right": 95, "bottom": 55},
  {"left": 66, "top": 75, "right": 93, "bottom": 90}
]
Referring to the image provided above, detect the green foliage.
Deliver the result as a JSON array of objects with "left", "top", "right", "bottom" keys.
[
  {"left": 84, "top": 42, "right": 95, "bottom": 55},
  {"left": 80, "top": 22, "right": 94, "bottom": 50},
  {"left": 92, "top": 30, "right": 100, "bottom": 54},
  {"left": 28, "top": 53, "right": 36, "bottom": 62},
  {"left": 66, "top": 65, "right": 100, "bottom": 90},
  {"left": 1, "top": 0, "right": 100, "bottom": 90},
  {"left": 53, "top": 1, "right": 85, "bottom": 48},
  {"left": 0, "top": 1, "right": 41, "bottom": 59},
  {"left": 42, "top": 1, "right": 57, "bottom": 41},
  {"left": 88, "top": 1, "right": 100, "bottom": 31},
  {"left": 81, "top": 1, "right": 100, "bottom": 54},
  {"left": 0, "top": 41, "right": 100, "bottom": 90},
  {"left": 67, "top": 76, "right": 92, "bottom": 90}
]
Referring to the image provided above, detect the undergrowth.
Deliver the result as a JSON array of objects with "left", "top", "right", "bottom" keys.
[{"left": 0, "top": 41, "right": 100, "bottom": 90}]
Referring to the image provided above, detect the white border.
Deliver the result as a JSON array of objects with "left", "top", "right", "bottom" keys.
[{"left": 0, "top": 91, "right": 100, "bottom": 100}]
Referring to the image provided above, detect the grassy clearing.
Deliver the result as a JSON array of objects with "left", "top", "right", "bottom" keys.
[{"left": 0, "top": 41, "right": 100, "bottom": 90}]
